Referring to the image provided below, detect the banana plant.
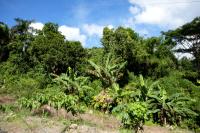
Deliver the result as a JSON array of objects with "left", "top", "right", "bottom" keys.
[
  {"left": 117, "top": 74, "right": 158, "bottom": 103},
  {"left": 52, "top": 67, "right": 93, "bottom": 101},
  {"left": 88, "top": 53, "right": 127, "bottom": 89},
  {"left": 148, "top": 85, "right": 197, "bottom": 125}
]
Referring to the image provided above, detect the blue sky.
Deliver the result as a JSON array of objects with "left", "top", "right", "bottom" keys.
[
  {"left": 0, "top": 0, "right": 199, "bottom": 47},
  {"left": 0, "top": 0, "right": 126, "bottom": 25}
]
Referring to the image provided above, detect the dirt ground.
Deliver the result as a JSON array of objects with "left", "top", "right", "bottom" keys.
[
  {"left": 0, "top": 113, "right": 193, "bottom": 133},
  {"left": 0, "top": 96, "right": 15, "bottom": 104}
]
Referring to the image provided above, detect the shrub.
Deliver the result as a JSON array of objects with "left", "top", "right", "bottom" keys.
[
  {"left": 0, "top": 65, "right": 48, "bottom": 97},
  {"left": 92, "top": 91, "right": 114, "bottom": 113},
  {"left": 113, "top": 102, "right": 148, "bottom": 132}
]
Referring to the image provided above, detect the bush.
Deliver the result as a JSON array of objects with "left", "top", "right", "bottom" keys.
[
  {"left": 0, "top": 74, "right": 42, "bottom": 97},
  {"left": 92, "top": 91, "right": 114, "bottom": 113},
  {"left": 0, "top": 63, "right": 50, "bottom": 97},
  {"left": 112, "top": 102, "right": 147, "bottom": 133}
]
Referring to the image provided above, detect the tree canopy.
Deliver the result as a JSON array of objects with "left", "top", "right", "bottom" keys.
[{"left": 164, "top": 17, "right": 200, "bottom": 76}]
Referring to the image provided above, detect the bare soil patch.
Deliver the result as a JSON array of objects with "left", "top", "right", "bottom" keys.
[{"left": 0, "top": 96, "right": 15, "bottom": 104}]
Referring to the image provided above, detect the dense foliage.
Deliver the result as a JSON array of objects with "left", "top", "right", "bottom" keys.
[
  {"left": 18, "top": 88, "right": 83, "bottom": 115},
  {"left": 0, "top": 17, "right": 200, "bottom": 132}
]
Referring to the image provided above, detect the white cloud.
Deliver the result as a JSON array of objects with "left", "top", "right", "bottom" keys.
[
  {"left": 58, "top": 25, "right": 87, "bottom": 46},
  {"left": 83, "top": 24, "right": 113, "bottom": 37},
  {"left": 107, "top": 25, "right": 114, "bottom": 29},
  {"left": 83, "top": 24, "right": 103, "bottom": 37},
  {"left": 128, "top": 0, "right": 200, "bottom": 28},
  {"left": 30, "top": 22, "right": 44, "bottom": 30},
  {"left": 129, "top": 6, "right": 140, "bottom": 15}
]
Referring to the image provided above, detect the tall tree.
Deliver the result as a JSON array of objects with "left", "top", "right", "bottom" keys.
[
  {"left": 0, "top": 22, "right": 10, "bottom": 61},
  {"left": 30, "top": 22, "right": 86, "bottom": 74},
  {"left": 11, "top": 18, "right": 34, "bottom": 41},
  {"left": 5, "top": 18, "right": 34, "bottom": 73},
  {"left": 101, "top": 27, "right": 148, "bottom": 75},
  {"left": 164, "top": 17, "right": 200, "bottom": 76},
  {"left": 144, "top": 37, "right": 177, "bottom": 78}
]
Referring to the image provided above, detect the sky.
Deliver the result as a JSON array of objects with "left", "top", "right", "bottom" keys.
[{"left": 0, "top": 0, "right": 199, "bottom": 47}]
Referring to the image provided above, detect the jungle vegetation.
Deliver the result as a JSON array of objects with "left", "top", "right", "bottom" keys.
[{"left": 0, "top": 17, "right": 200, "bottom": 132}]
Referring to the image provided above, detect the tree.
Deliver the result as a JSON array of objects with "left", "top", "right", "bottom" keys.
[
  {"left": 30, "top": 22, "right": 86, "bottom": 74},
  {"left": 143, "top": 37, "right": 177, "bottom": 78},
  {"left": 43, "top": 23, "right": 58, "bottom": 33},
  {"left": 164, "top": 17, "right": 200, "bottom": 76},
  {"left": 87, "top": 47, "right": 104, "bottom": 64},
  {"left": 4, "top": 18, "right": 34, "bottom": 73},
  {"left": 0, "top": 22, "right": 10, "bottom": 61},
  {"left": 101, "top": 27, "right": 148, "bottom": 74},
  {"left": 11, "top": 18, "right": 34, "bottom": 42}
]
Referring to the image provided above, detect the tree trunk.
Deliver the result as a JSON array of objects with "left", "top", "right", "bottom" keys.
[{"left": 160, "top": 109, "right": 167, "bottom": 126}]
